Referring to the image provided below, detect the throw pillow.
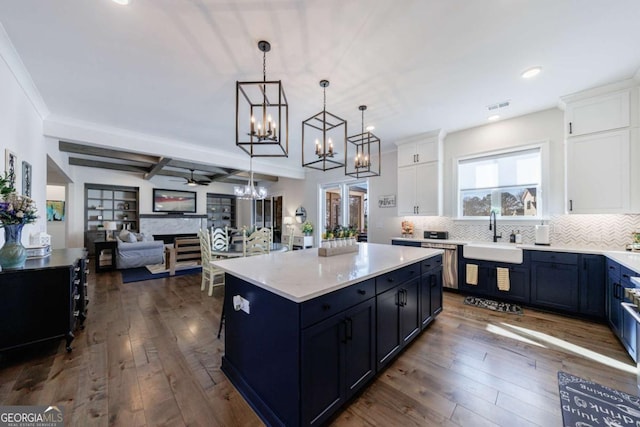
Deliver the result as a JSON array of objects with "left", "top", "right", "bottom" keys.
[
  {"left": 119, "top": 230, "right": 130, "bottom": 241},
  {"left": 134, "top": 232, "right": 145, "bottom": 242},
  {"left": 126, "top": 232, "right": 137, "bottom": 243}
]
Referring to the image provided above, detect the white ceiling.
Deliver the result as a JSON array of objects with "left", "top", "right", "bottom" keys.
[{"left": 2, "top": 0, "right": 640, "bottom": 174}]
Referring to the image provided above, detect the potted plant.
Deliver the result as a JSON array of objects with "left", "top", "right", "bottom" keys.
[{"left": 302, "top": 221, "right": 313, "bottom": 236}]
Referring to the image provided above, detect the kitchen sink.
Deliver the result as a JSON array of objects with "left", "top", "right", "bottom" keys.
[{"left": 463, "top": 242, "right": 523, "bottom": 264}]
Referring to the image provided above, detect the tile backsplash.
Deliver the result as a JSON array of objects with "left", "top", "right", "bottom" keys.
[{"left": 413, "top": 214, "right": 640, "bottom": 250}]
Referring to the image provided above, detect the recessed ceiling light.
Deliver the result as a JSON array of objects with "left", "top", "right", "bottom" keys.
[
  {"left": 366, "top": 125, "right": 375, "bottom": 131},
  {"left": 521, "top": 66, "right": 542, "bottom": 79},
  {"left": 112, "top": 0, "right": 131, "bottom": 5},
  {"left": 488, "top": 115, "right": 500, "bottom": 121}
]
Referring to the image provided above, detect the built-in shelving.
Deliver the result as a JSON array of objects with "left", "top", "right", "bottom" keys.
[
  {"left": 84, "top": 184, "right": 139, "bottom": 255},
  {"left": 206, "top": 193, "right": 236, "bottom": 229}
]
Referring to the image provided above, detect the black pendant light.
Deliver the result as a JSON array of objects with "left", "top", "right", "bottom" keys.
[
  {"left": 301, "top": 80, "right": 347, "bottom": 171},
  {"left": 236, "top": 40, "right": 288, "bottom": 158},
  {"left": 345, "top": 105, "right": 381, "bottom": 178}
]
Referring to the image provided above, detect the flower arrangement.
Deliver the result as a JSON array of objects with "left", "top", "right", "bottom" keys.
[
  {"left": 301, "top": 221, "right": 313, "bottom": 235},
  {"left": 0, "top": 172, "right": 38, "bottom": 226}
]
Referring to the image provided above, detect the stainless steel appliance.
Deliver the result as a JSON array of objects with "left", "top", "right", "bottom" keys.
[{"left": 422, "top": 231, "right": 458, "bottom": 289}]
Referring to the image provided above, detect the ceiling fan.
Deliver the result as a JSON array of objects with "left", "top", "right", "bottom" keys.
[{"left": 171, "top": 169, "right": 210, "bottom": 186}]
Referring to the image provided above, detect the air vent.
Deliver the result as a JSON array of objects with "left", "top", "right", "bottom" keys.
[{"left": 487, "top": 101, "right": 510, "bottom": 111}]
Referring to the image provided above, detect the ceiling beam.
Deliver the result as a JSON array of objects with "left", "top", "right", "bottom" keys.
[
  {"left": 144, "top": 157, "right": 172, "bottom": 180},
  {"left": 69, "top": 157, "right": 149, "bottom": 173},
  {"left": 60, "top": 141, "right": 161, "bottom": 164}
]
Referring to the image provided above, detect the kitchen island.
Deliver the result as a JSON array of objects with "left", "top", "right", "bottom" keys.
[{"left": 213, "top": 243, "right": 444, "bottom": 427}]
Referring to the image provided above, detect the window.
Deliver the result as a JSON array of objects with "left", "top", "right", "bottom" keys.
[{"left": 457, "top": 147, "right": 541, "bottom": 218}]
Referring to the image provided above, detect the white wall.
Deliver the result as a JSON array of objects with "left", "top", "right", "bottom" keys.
[
  {"left": 268, "top": 150, "right": 399, "bottom": 244},
  {"left": 442, "top": 107, "right": 565, "bottom": 217},
  {"left": 45, "top": 185, "right": 66, "bottom": 249},
  {"left": 0, "top": 39, "right": 47, "bottom": 245}
]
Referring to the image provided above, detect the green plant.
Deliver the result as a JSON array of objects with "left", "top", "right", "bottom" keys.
[{"left": 302, "top": 221, "right": 313, "bottom": 234}]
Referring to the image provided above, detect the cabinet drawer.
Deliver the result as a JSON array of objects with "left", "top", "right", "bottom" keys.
[
  {"left": 607, "top": 259, "right": 621, "bottom": 279},
  {"left": 530, "top": 251, "right": 578, "bottom": 265},
  {"left": 621, "top": 266, "right": 638, "bottom": 285},
  {"left": 301, "top": 279, "right": 374, "bottom": 328},
  {"left": 421, "top": 255, "right": 443, "bottom": 272},
  {"left": 376, "top": 263, "right": 421, "bottom": 294}
]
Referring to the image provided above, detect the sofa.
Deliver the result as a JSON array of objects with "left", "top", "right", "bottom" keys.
[{"left": 115, "top": 230, "right": 165, "bottom": 269}]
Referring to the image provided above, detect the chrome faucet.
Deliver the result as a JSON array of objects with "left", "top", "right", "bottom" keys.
[{"left": 489, "top": 211, "right": 502, "bottom": 242}]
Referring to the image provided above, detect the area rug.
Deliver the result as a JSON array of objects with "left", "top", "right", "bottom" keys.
[
  {"left": 120, "top": 265, "right": 201, "bottom": 283},
  {"left": 463, "top": 296, "right": 523, "bottom": 314},
  {"left": 558, "top": 371, "right": 640, "bottom": 426}
]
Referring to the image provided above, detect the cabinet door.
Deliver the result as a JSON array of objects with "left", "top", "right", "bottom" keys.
[
  {"left": 415, "top": 140, "right": 438, "bottom": 164},
  {"left": 579, "top": 255, "right": 605, "bottom": 318},
  {"left": 429, "top": 267, "right": 443, "bottom": 318},
  {"left": 531, "top": 262, "right": 579, "bottom": 312},
  {"left": 344, "top": 299, "right": 376, "bottom": 400},
  {"left": 301, "top": 313, "right": 345, "bottom": 426},
  {"left": 415, "top": 162, "right": 439, "bottom": 216},
  {"left": 399, "top": 278, "right": 420, "bottom": 345},
  {"left": 491, "top": 265, "right": 530, "bottom": 303},
  {"left": 397, "top": 166, "right": 417, "bottom": 216},
  {"left": 607, "top": 273, "right": 622, "bottom": 334},
  {"left": 566, "top": 90, "right": 630, "bottom": 136},
  {"left": 376, "top": 287, "right": 400, "bottom": 369},
  {"left": 420, "top": 273, "right": 432, "bottom": 328},
  {"left": 397, "top": 143, "right": 417, "bottom": 167},
  {"left": 566, "top": 129, "right": 630, "bottom": 214},
  {"left": 458, "top": 260, "right": 491, "bottom": 295},
  {"left": 621, "top": 301, "right": 637, "bottom": 362}
]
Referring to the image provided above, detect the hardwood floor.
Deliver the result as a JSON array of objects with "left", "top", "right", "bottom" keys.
[{"left": 0, "top": 265, "right": 637, "bottom": 426}]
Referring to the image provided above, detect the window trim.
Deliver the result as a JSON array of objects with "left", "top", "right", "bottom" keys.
[{"left": 453, "top": 141, "right": 550, "bottom": 221}]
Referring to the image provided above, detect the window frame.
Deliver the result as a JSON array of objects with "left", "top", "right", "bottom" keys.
[{"left": 454, "top": 141, "right": 549, "bottom": 221}]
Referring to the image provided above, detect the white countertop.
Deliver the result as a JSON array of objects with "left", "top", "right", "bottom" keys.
[
  {"left": 212, "top": 243, "right": 443, "bottom": 303},
  {"left": 605, "top": 251, "right": 640, "bottom": 274}
]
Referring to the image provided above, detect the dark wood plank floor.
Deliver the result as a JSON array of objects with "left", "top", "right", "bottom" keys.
[{"left": 1, "top": 264, "right": 637, "bottom": 426}]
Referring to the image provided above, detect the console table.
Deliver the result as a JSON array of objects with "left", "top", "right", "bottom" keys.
[{"left": 0, "top": 248, "right": 89, "bottom": 352}]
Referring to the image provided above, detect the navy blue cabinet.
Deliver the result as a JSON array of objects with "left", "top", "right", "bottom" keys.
[
  {"left": 606, "top": 259, "right": 623, "bottom": 335},
  {"left": 376, "top": 263, "right": 422, "bottom": 370},
  {"left": 579, "top": 254, "right": 605, "bottom": 319},
  {"left": 530, "top": 252, "right": 579, "bottom": 312},
  {"left": 421, "top": 255, "right": 443, "bottom": 328},
  {"left": 391, "top": 239, "right": 420, "bottom": 247},
  {"left": 301, "top": 298, "right": 375, "bottom": 426},
  {"left": 620, "top": 266, "right": 637, "bottom": 361},
  {"left": 459, "top": 258, "right": 529, "bottom": 303}
]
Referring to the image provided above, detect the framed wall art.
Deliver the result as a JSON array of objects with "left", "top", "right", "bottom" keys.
[
  {"left": 5, "top": 149, "right": 17, "bottom": 187},
  {"left": 22, "top": 161, "right": 32, "bottom": 197},
  {"left": 46, "top": 200, "right": 66, "bottom": 221}
]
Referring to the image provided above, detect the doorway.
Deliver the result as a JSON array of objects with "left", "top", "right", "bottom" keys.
[{"left": 320, "top": 180, "right": 368, "bottom": 239}]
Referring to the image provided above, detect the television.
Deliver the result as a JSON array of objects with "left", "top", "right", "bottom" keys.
[{"left": 152, "top": 189, "right": 197, "bottom": 213}]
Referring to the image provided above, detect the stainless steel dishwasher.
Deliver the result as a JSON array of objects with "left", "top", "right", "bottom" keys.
[{"left": 421, "top": 231, "right": 458, "bottom": 289}]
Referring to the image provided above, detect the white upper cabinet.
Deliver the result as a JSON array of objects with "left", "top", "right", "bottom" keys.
[
  {"left": 395, "top": 130, "right": 444, "bottom": 216},
  {"left": 566, "top": 129, "right": 630, "bottom": 214},
  {"left": 562, "top": 83, "right": 638, "bottom": 214},
  {"left": 397, "top": 139, "right": 439, "bottom": 167},
  {"left": 565, "top": 90, "right": 630, "bottom": 137}
]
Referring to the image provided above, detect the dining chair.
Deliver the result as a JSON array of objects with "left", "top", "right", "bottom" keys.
[
  {"left": 211, "top": 227, "right": 229, "bottom": 251},
  {"left": 198, "top": 229, "right": 225, "bottom": 296},
  {"left": 243, "top": 227, "right": 271, "bottom": 257}
]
